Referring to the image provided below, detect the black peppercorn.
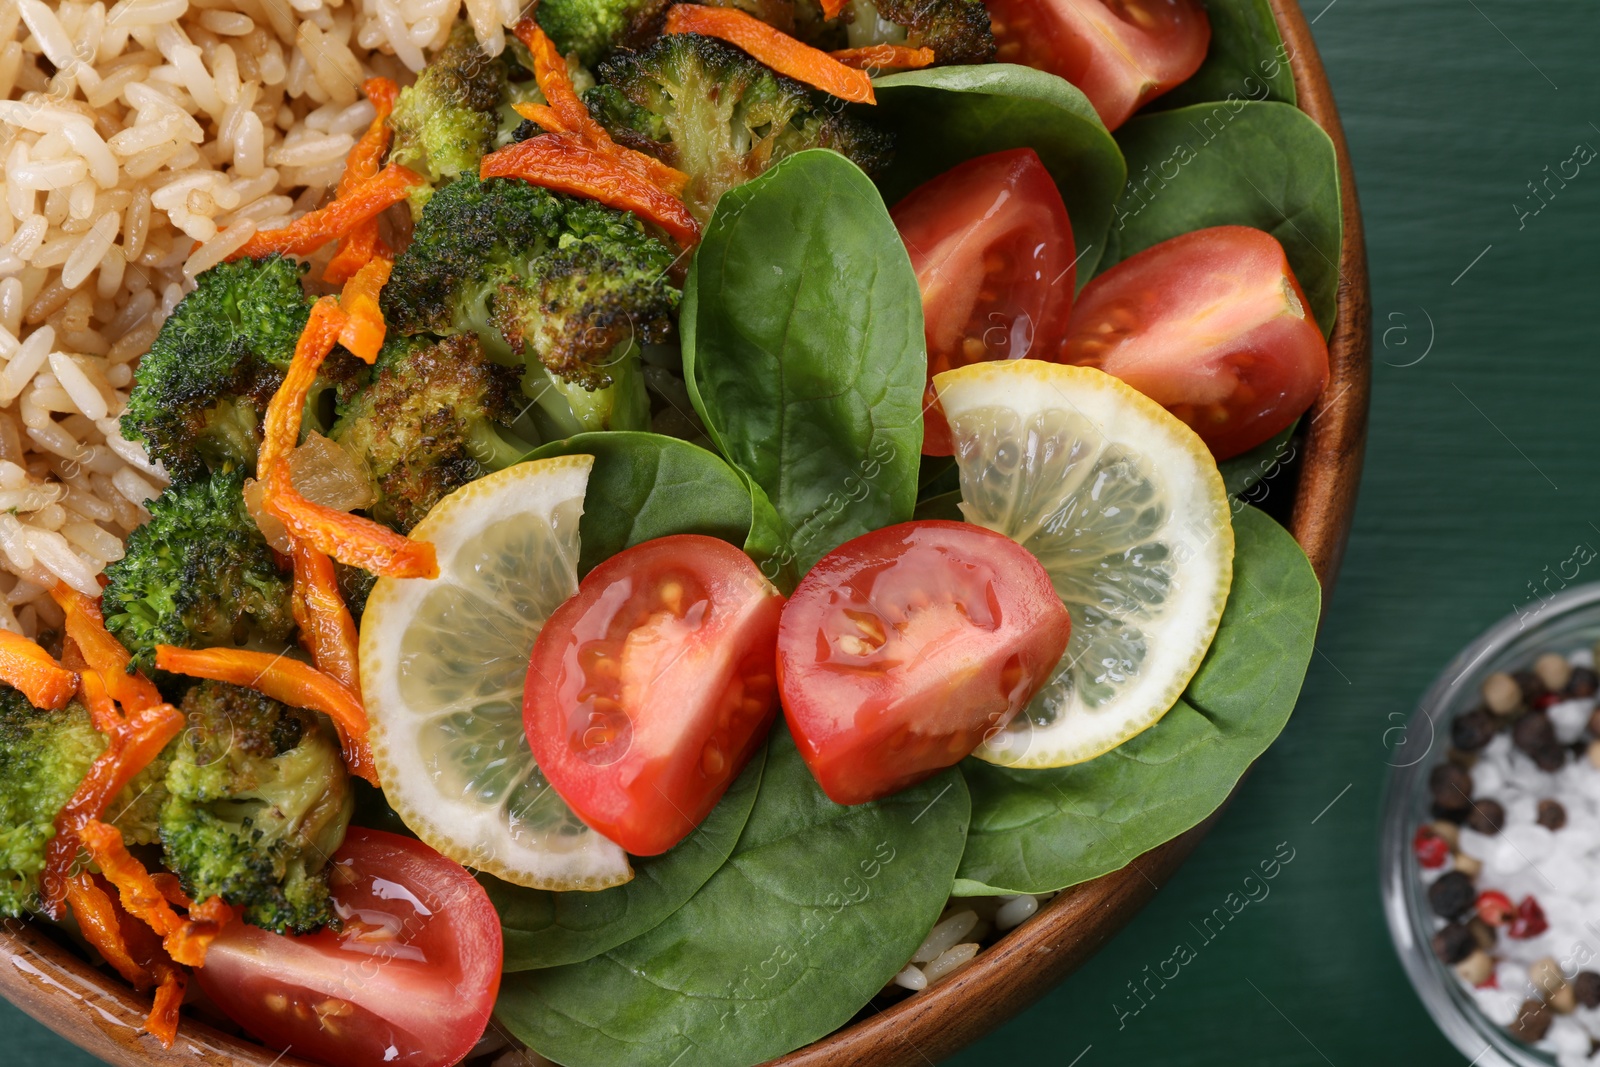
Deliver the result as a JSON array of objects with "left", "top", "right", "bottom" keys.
[
  {"left": 1431, "top": 923, "right": 1475, "bottom": 965},
  {"left": 1466, "top": 799, "right": 1505, "bottom": 835},
  {"left": 1568, "top": 666, "right": 1599, "bottom": 697},
  {"left": 1537, "top": 799, "right": 1567, "bottom": 830},
  {"left": 1428, "top": 871, "right": 1477, "bottom": 919},
  {"left": 1533, "top": 745, "right": 1567, "bottom": 772},
  {"left": 1429, "top": 763, "right": 1474, "bottom": 814},
  {"left": 1574, "top": 971, "right": 1600, "bottom": 1009},
  {"left": 1451, "top": 708, "right": 1499, "bottom": 752},
  {"left": 1513, "top": 711, "right": 1556, "bottom": 754}
]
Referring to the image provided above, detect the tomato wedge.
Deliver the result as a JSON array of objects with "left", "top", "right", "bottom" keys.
[
  {"left": 524, "top": 535, "right": 784, "bottom": 855},
  {"left": 986, "top": 0, "right": 1211, "bottom": 129},
  {"left": 1060, "top": 225, "right": 1330, "bottom": 459},
  {"left": 194, "top": 828, "right": 502, "bottom": 1067},
  {"left": 777, "top": 521, "right": 1071, "bottom": 805},
  {"left": 890, "top": 148, "right": 1077, "bottom": 456}
]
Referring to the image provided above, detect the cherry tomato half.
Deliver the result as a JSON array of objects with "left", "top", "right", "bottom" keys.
[
  {"left": 524, "top": 534, "right": 784, "bottom": 855},
  {"left": 195, "top": 828, "right": 502, "bottom": 1067},
  {"left": 891, "top": 148, "right": 1077, "bottom": 456},
  {"left": 986, "top": 0, "right": 1211, "bottom": 130},
  {"left": 777, "top": 521, "right": 1071, "bottom": 805},
  {"left": 1060, "top": 225, "right": 1330, "bottom": 460}
]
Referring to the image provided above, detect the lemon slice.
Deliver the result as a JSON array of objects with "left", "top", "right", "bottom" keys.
[
  {"left": 934, "top": 361, "right": 1234, "bottom": 768},
  {"left": 359, "top": 455, "right": 633, "bottom": 890}
]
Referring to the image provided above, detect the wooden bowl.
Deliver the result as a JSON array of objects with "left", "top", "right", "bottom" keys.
[{"left": 0, "top": 1, "right": 1370, "bottom": 1063}]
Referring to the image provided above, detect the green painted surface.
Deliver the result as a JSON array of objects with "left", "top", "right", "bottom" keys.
[{"left": 7, "top": 1, "right": 1599, "bottom": 1064}]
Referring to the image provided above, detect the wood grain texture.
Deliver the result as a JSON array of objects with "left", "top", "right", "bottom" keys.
[{"left": 0, "top": 3, "right": 1371, "bottom": 1065}]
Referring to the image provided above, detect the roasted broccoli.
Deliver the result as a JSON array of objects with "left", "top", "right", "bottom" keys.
[
  {"left": 381, "top": 173, "right": 680, "bottom": 439},
  {"left": 121, "top": 256, "right": 310, "bottom": 484},
  {"left": 790, "top": 0, "right": 994, "bottom": 64},
  {"left": 331, "top": 333, "right": 528, "bottom": 532},
  {"left": 534, "top": 0, "right": 664, "bottom": 65},
  {"left": 586, "top": 33, "right": 894, "bottom": 221},
  {"left": 101, "top": 470, "right": 295, "bottom": 670},
  {"left": 160, "top": 681, "right": 353, "bottom": 934},
  {"left": 388, "top": 19, "right": 539, "bottom": 204},
  {"left": 0, "top": 689, "right": 171, "bottom": 916}
]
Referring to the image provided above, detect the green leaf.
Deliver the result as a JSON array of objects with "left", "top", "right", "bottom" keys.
[
  {"left": 486, "top": 743, "right": 767, "bottom": 971},
  {"left": 1102, "top": 101, "right": 1342, "bottom": 336},
  {"left": 953, "top": 505, "right": 1318, "bottom": 896},
  {"left": 870, "top": 64, "right": 1127, "bottom": 280},
  {"left": 682, "top": 150, "right": 924, "bottom": 579},
  {"left": 524, "top": 432, "right": 754, "bottom": 576},
  {"left": 1151, "top": 0, "right": 1297, "bottom": 111},
  {"left": 1218, "top": 419, "right": 1299, "bottom": 498},
  {"left": 497, "top": 727, "right": 971, "bottom": 1067}
]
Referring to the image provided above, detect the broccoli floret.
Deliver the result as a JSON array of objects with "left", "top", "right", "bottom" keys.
[
  {"left": 121, "top": 256, "right": 311, "bottom": 484},
  {"left": 381, "top": 173, "right": 680, "bottom": 437},
  {"left": 331, "top": 333, "right": 528, "bottom": 532},
  {"left": 586, "top": 33, "right": 894, "bottom": 221},
  {"left": 389, "top": 21, "right": 508, "bottom": 187},
  {"left": 791, "top": 0, "right": 994, "bottom": 64},
  {"left": 159, "top": 681, "right": 353, "bottom": 934},
  {"left": 0, "top": 690, "right": 172, "bottom": 916},
  {"left": 535, "top": 0, "right": 665, "bottom": 65},
  {"left": 102, "top": 471, "right": 295, "bottom": 670}
]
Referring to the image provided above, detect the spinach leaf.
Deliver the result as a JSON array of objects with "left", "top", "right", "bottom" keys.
[
  {"left": 524, "top": 432, "right": 754, "bottom": 576},
  {"left": 1101, "top": 101, "right": 1342, "bottom": 336},
  {"left": 870, "top": 64, "right": 1127, "bottom": 280},
  {"left": 682, "top": 150, "right": 924, "bottom": 580},
  {"left": 498, "top": 727, "right": 970, "bottom": 1067},
  {"left": 1219, "top": 419, "right": 1299, "bottom": 499},
  {"left": 487, "top": 743, "right": 766, "bottom": 970},
  {"left": 953, "top": 504, "right": 1318, "bottom": 896},
  {"left": 1151, "top": 0, "right": 1297, "bottom": 111}
]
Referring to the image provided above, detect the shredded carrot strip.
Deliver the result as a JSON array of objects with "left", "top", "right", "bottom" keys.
[
  {"left": 38, "top": 697, "right": 183, "bottom": 918},
  {"left": 324, "top": 77, "right": 401, "bottom": 285},
  {"left": 291, "top": 541, "right": 361, "bottom": 694},
  {"left": 818, "top": 0, "right": 845, "bottom": 18},
  {"left": 147, "top": 969, "right": 187, "bottom": 1048},
  {"left": 231, "top": 164, "right": 425, "bottom": 261},
  {"left": 512, "top": 100, "right": 566, "bottom": 132},
  {"left": 51, "top": 585, "right": 162, "bottom": 712},
  {"left": 0, "top": 629, "right": 77, "bottom": 709},
  {"left": 78, "top": 661, "right": 123, "bottom": 734},
  {"left": 482, "top": 134, "right": 702, "bottom": 247},
  {"left": 187, "top": 895, "right": 237, "bottom": 928},
  {"left": 153, "top": 646, "right": 378, "bottom": 786},
  {"left": 663, "top": 5, "right": 876, "bottom": 103},
  {"left": 79, "top": 820, "right": 233, "bottom": 970},
  {"left": 336, "top": 254, "right": 392, "bottom": 363},
  {"left": 257, "top": 300, "right": 435, "bottom": 578},
  {"left": 65, "top": 872, "right": 152, "bottom": 989},
  {"left": 829, "top": 44, "right": 936, "bottom": 70},
  {"left": 150, "top": 873, "right": 191, "bottom": 910}
]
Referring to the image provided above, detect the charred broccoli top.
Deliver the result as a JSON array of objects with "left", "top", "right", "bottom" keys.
[
  {"left": 331, "top": 333, "right": 527, "bottom": 532},
  {"left": 121, "top": 256, "right": 310, "bottom": 484},
  {"left": 586, "top": 33, "right": 894, "bottom": 221},
  {"left": 159, "top": 681, "right": 353, "bottom": 934},
  {"left": 389, "top": 20, "right": 511, "bottom": 188},
  {"left": 101, "top": 470, "right": 295, "bottom": 671},
  {"left": 534, "top": 0, "right": 664, "bottom": 65},
  {"left": 792, "top": 0, "right": 994, "bottom": 65}
]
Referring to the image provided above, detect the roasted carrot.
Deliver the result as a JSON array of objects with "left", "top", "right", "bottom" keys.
[
  {"left": 663, "top": 5, "right": 876, "bottom": 103},
  {"left": 325, "top": 77, "right": 402, "bottom": 285},
  {"left": 291, "top": 540, "right": 361, "bottom": 694},
  {"left": 147, "top": 969, "right": 187, "bottom": 1048},
  {"left": 336, "top": 254, "right": 392, "bottom": 363},
  {"left": 78, "top": 820, "right": 234, "bottom": 969},
  {"left": 0, "top": 629, "right": 77, "bottom": 709},
  {"left": 51, "top": 584, "right": 162, "bottom": 712},
  {"left": 829, "top": 44, "right": 936, "bottom": 70},
  {"left": 482, "top": 134, "right": 702, "bottom": 247},
  {"left": 65, "top": 872, "right": 151, "bottom": 988},
  {"left": 258, "top": 298, "right": 346, "bottom": 474},
  {"left": 231, "top": 164, "right": 425, "bottom": 261},
  {"left": 38, "top": 696, "right": 184, "bottom": 918},
  {"left": 149, "top": 872, "right": 191, "bottom": 910},
  {"left": 153, "top": 646, "right": 378, "bottom": 786}
]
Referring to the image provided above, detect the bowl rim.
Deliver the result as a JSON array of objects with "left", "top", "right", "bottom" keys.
[
  {"left": 0, "top": 1, "right": 1373, "bottom": 1064},
  {"left": 1377, "top": 583, "right": 1600, "bottom": 1067}
]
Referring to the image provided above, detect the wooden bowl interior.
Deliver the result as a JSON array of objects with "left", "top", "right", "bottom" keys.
[{"left": 0, "top": 2, "right": 1370, "bottom": 1064}]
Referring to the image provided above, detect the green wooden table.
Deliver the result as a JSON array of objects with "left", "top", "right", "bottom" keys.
[{"left": 8, "top": 1, "right": 1597, "bottom": 1063}]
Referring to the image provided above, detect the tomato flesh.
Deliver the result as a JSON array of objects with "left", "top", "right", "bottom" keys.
[
  {"left": 1060, "top": 225, "right": 1330, "bottom": 459},
  {"left": 986, "top": 0, "right": 1211, "bottom": 130},
  {"left": 891, "top": 148, "right": 1077, "bottom": 456},
  {"left": 195, "top": 828, "right": 502, "bottom": 1067},
  {"left": 777, "top": 521, "right": 1071, "bottom": 805},
  {"left": 524, "top": 534, "right": 784, "bottom": 855}
]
